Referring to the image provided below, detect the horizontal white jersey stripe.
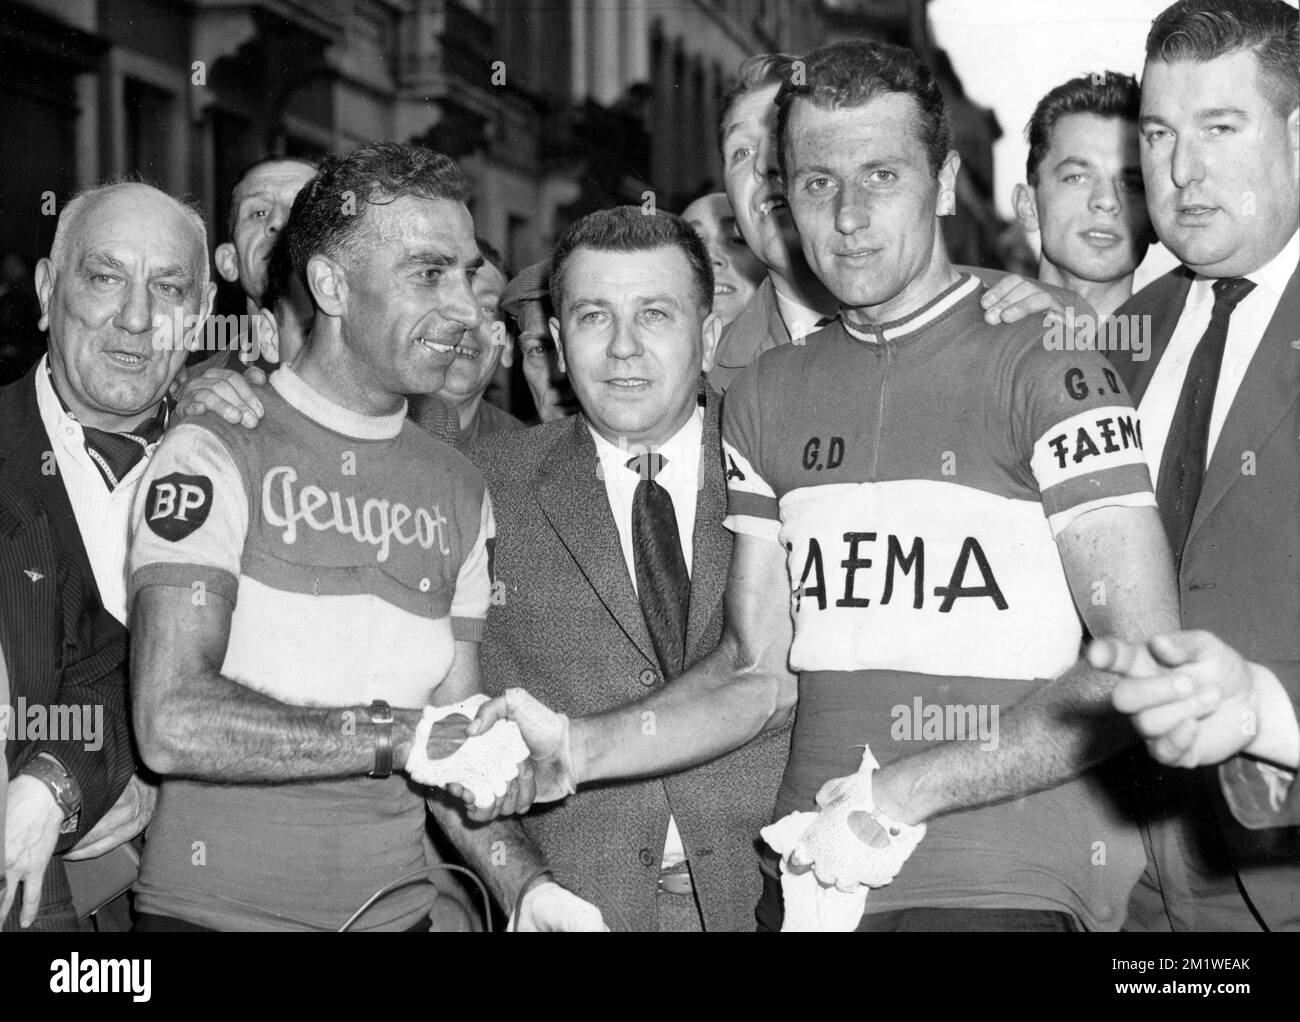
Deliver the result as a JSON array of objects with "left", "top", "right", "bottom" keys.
[
  {"left": 722, "top": 513, "right": 783, "bottom": 542},
  {"left": 1046, "top": 490, "right": 1157, "bottom": 537},
  {"left": 222, "top": 575, "right": 456, "bottom": 707},
  {"left": 777, "top": 478, "right": 1081, "bottom": 681}
]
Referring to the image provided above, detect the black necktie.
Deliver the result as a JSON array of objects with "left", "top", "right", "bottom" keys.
[
  {"left": 627, "top": 452, "right": 690, "bottom": 680},
  {"left": 82, "top": 414, "right": 165, "bottom": 490},
  {"left": 1156, "top": 276, "right": 1256, "bottom": 569}
]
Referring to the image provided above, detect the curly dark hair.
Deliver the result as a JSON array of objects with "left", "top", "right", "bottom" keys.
[
  {"left": 775, "top": 39, "right": 951, "bottom": 180},
  {"left": 287, "top": 142, "right": 469, "bottom": 303}
]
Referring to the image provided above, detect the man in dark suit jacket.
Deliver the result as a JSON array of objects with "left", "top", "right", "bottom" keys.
[
  {"left": 1104, "top": 0, "right": 1299, "bottom": 932},
  {"left": 0, "top": 180, "right": 221, "bottom": 930},
  {"left": 471, "top": 207, "right": 790, "bottom": 931},
  {"left": 0, "top": 473, "right": 134, "bottom": 930}
]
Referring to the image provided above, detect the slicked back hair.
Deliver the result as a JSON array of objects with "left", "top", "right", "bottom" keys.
[
  {"left": 550, "top": 206, "right": 714, "bottom": 315},
  {"left": 1146, "top": 0, "right": 1299, "bottom": 116},
  {"left": 1025, "top": 72, "right": 1141, "bottom": 186},
  {"left": 225, "top": 155, "right": 319, "bottom": 236},
  {"left": 775, "top": 39, "right": 951, "bottom": 180},
  {"left": 716, "top": 53, "right": 800, "bottom": 155},
  {"left": 287, "top": 142, "right": 469, "bottom": 305}
]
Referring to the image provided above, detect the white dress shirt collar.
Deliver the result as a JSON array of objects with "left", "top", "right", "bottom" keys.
[
  {"left": 588, "top": 405, "right": 705, "bottom": 493},
  {"left": 1186, "top": 229, "right": 1298, "bottom": 303},
  {"left": 773, "top": 285, "right": 827, "bottom": 343},
  {"left": 1245, "top": 229, "right": 1298, "bottom": 296}
]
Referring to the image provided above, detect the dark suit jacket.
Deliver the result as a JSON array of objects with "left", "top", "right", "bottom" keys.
[
  {"left": 470, "top": 387, "right": 792, "bottom": 931},
  {"left": 0, "top": 370, "right": 135, "bottom": 849},
  {"left": 1110, "top": 265, "right": 1300, "bottom": 930}
]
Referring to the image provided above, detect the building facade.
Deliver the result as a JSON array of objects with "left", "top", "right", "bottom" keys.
[{"left": 0, "top": 0, "right": 1001, "bottom": 278}]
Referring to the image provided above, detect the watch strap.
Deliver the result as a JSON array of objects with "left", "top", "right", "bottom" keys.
[
  {"left": 369, "top": 700, "right": 394, "bottom": 779},
  {"left": 23, "top": 753, "right": 82, "bottom": 831}
]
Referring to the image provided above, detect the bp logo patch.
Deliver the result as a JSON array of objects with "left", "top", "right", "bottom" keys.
[{"left": 146, "top": 472, "right": 213, "bottom": 541}]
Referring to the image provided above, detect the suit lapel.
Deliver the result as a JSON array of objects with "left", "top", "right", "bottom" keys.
[
  {"left": 685, "top": 387, "right": 729, "bottom": 659},
  {"left": 534, "top": 416, "right": 659, "bottom": 668},
  {"left": 1122, "top": 268, "right": 1193, "bottom": 403},
  {"left": 0, "top": 371, "right": 46, "bottom": 491},
  {"left": 765, "top": 276, "right": 791, "bottom": 347},
  {"left": 1189, "top": 269, "right": 1300, "bottom": 544}
]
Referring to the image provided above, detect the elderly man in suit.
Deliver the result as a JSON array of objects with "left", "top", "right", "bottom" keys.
[
  {"left": 470, "top": 207, "right": 791, "bottom": 931},
  {"left": 0, "top": 182, "right": 216, "bottom": 930},
  {"left": 1101, "top": 0, "right": 1299, "bottom": 932}
]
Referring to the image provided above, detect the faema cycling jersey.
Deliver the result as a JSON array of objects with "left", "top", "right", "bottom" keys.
[{"left": 724, "top": 273, "right": 1155, "bottom": 931}]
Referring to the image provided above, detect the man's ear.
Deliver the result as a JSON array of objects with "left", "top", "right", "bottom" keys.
[
  {"left": 1289, "top": 105, "right": 1299, "bottom": 167},
  {"left": 214, "top": 242, "right": 240, "bottom": 285},
  {"left": 1012, "top": 182, "right": 1040, "bottom": 234},
  {"left": 34, "top": 258, "right": 54, "bottom": 331},
  {"left": 255, "top": 307, "right": 280, "bottom": 362},
  {"left": 699, "top": 311, "right": 722, "bottom": 374},
  {"left": 306, "top": 253, "right": 346, "bottom": 318},
  {"left": 936, "top": 150, "right": 962, "bottom": 217},
  {"left": 548, "top": 315, "right": 566, "bottom": 374},
  {"left": 498, "top": 321, "right": 515, "bottom": 368}
]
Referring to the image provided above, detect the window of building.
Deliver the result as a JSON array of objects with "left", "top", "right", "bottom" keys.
[{"left": 123, "top": 77, "right": 173, "bottom": 187}]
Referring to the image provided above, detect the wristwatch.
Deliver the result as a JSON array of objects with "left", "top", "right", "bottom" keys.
[
  {"left": 22, "top": 753, "right": 82, "bottom": 834},
  {"left": 369, "top": 700, "right": 394, "bottom": 779}
]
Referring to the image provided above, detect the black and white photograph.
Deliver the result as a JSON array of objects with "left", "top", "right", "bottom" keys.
[{"left": 0, "top": 0, "right": 1296, "bottom": 1003}]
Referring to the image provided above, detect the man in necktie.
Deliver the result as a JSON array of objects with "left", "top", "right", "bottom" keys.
[
  {"left": 1101, "top": 0, "right": 1300, "bottom": 932},
  {"left": 469, "top": 206, "right": 791, "bottom": 930},
  {"left": 0, "top": 182, "right": 211, "bottom": 928},
  {"left": 628, "top": 450, "right": 690, "bottom": 679}
]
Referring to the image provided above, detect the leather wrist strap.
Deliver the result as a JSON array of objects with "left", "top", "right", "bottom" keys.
[
  {"left": 22, "top": 753, "right": 82, "bottom": 833},
  {"left": 369, "top": 700, "right": 394, "bottom": 779}
]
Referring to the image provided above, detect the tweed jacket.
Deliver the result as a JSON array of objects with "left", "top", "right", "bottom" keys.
[{"left": 469, "top": 385, "right": 791, "bottom": 931}]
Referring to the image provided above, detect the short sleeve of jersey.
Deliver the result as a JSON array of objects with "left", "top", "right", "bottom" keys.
[
  {"left": 1014, "top": 345, "right": 1156, "bottom": 535},
  {"left": 720, "top": 364, "right": 781, "bottom": 542},
  {"left": 128, "top": 423, "right": 249, "bottom": 607},
  {"left": 450, "top": 488, "right": 495, "bottom": 642}
]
